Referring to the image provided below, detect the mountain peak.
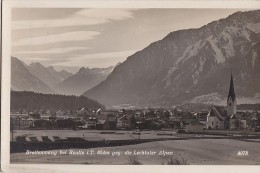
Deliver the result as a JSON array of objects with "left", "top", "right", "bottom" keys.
[
  {"left": 23, "top": 60, "right": 72, "bottom": 88},
  {"left": 11, "top": 57, "right": 55, "bottom": 94},
  {"left": 78, "top": 67, "right": 90, "bottom": 73},
  {"left": 30, "top": 62, "right": 44, "bottom": 67}
]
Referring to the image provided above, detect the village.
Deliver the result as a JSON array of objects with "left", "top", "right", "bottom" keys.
[
  {"left": 10, "top": 75, "right": 260, "bottom": 134},
  {"left": 10, "top": 104, "right": 260, "bottom": 133}
]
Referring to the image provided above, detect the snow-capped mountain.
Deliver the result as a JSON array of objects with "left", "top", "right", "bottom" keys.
[
  {"left": 55, "top": 66, "right": 114, "bottom": 96},
  {"left": 28, "top": 62, "right": 73, "bottom": 88},
  {"left": 11, "top": 57, "right": 55, "bottom": 94},
  {"left": 84, "top": 10, "right": 260, "bottom": 106}
]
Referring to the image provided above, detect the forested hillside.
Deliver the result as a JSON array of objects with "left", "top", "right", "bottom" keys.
[{"left": 11, "top": 91, "right": 105, "bottom": 112}]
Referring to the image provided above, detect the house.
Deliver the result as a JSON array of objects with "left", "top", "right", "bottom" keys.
[
  {"left": 28, "top": 113, "right": 41, "bottom": 119},
  {"left": 229, "top": 114, "right": 247, "bottom": 130},
  {"left": 77, "top": 108, "right": 93, "bottom": 118},
  {"left": 10, "top": 114, "right": 34, "bottom": 128},
  {"left": 96, "top": 120, "right": 106, "bottom": 130},
  {"left": 168, "top": 118, "right": 181, "bottom": 129},
  {"left": 88, "top": 113, "right": 117, "bottom": 130},
  {"left": 103, "top": 114, "right": 117, "bottom": 130},
  {"left": 206, "top": 106, "right": 226, "bottom": 129},
  {"left": 86, "top": 117, "right": 98, "bottom": 129},
  {"left": 39, "top": 109, "right": 52, "bottom": 119},
  {"left": 40, "top": 115, "right": 50, "bottom": 120},
  {"left": 117, "top": 115, "right": 131, "bottom": 129},
  {"left": 240, "top": 119, "right": 247, "bottom": 129},
  {"left": 185, "top": 121, "right": 206, "bottom": 132},
  {"left": 181, "top": 115, "right": 197, "bottom": 127},
  {"left": 195, "top": 112, "right": 208, "bottom": 125}
]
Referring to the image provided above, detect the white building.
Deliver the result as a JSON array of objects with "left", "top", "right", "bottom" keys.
[{"left": 206, "top": 107, "right": 225, "bottom": 129}]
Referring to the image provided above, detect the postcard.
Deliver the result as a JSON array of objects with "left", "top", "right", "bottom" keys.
[{"left": 1, "top": 0, "right": 260, "bottom": 173}]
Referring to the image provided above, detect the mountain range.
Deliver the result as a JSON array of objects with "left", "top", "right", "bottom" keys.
[
  {"left": 55, "top": 66, "right": 114, "bottom": 96},
  {"left": 83, "top": 10, "right": 260, "bottom": 106},
  {"left": 11, "top": 57, "right": 114, "bottom": 96},
  {"left": 27, "top": 62, "right": 73, "bottom": 88}
]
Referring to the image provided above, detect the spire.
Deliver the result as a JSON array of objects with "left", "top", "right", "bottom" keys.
[{"left": 227, "top": 74, "right": 236, "bottom": 102}]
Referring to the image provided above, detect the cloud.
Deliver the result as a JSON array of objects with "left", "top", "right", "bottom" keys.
[
  {"left": 12, "top": 9, "right": 135, "bottom": 30},
  {"left": 13, "top": 47, "right": 89, "bottom": 54},
  {"left": 12, "top": 31, "right": 99, "bottom": 46},
  {"left": 21, "top": 57, "right": 50, "bottom": 61},
  {"left": 52, "top": 50, "right": 137, "bottom": 67},
  {"left": 72, "top": 50, "right": 136, "bottom": 60},
  {"left": 12, "top": 9, "right": 241, "bottom": 69},
  {"left": 75, "top": 9, "right": 135, "bottom": 20}
]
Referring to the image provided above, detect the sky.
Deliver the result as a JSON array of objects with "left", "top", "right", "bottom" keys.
[{"left": 12, "top": 8, "right": 244, "bottom": 73}]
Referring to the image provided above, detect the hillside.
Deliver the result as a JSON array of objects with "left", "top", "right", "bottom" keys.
[{"left": 11, "top": 57, "right": 54, "bottom": 94}]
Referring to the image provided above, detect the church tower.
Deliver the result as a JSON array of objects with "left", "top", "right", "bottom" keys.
[{"left": 227, "top": 74, "right": 236, "bottom": 116}]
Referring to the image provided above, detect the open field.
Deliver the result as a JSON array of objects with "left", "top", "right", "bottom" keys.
[
  {"left": 11, "top": 129, "right": 179, "bottom": 142},
  {"left": 10, "top": 130, "right": 260, "bottom": 165},
  {"left": 11, "top": 138, "right": 260, "bottom": 165},
  {"left": 10, "top": 129, "right": 260, "bottom": 143}
]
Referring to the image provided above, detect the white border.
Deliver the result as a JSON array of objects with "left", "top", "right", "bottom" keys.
[
  {"left": 2, "top": 1, "right": 260, "bottom": 173},
  {"left": 3, "top": 0, "right": 260, "bottom": 8}
]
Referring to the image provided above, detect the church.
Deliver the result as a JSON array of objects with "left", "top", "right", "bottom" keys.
[{"left": 206, "top": 74, "right": 246, "bottom": 130}]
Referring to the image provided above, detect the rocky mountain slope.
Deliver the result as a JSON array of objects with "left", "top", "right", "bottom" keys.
[{"left": 83, "top": 10, "right": 260, "bottom": 106}]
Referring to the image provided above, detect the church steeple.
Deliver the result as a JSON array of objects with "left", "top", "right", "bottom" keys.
[
  {"left": 227, "top": 74, "right": 236, "bottom": 116},
  {"left": 227, "top": 74, "right": 236, "bottom": 102}
]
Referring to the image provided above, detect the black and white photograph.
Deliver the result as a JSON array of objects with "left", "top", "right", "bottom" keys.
[{"left": 2, "top": 0, "right": 260, "bottom": 172}]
